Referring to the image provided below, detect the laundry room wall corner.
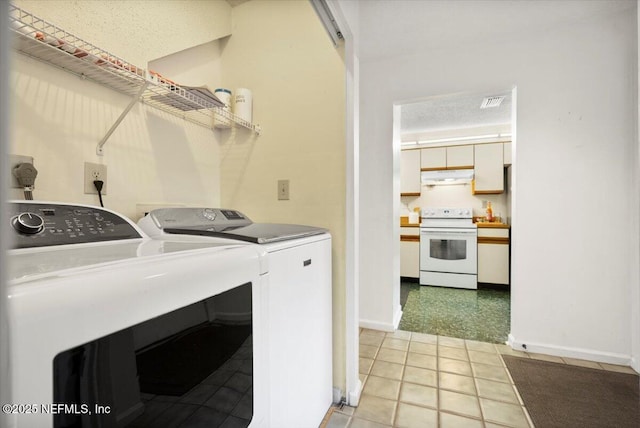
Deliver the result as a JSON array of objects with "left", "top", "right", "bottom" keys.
[{"left": 218, "top": 0, "right": 347, "bottom": 394}]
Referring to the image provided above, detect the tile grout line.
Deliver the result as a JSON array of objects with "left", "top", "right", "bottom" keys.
[
  {"left": 466, "top": 339, "right": 487, "bottom": 427},
  {"left": 392, "top": 331, "right": 411, "bottom": 428}
]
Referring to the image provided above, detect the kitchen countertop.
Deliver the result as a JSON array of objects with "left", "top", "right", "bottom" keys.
[{"left": 475, "top": 222, "right": 510, "bottom": 229}]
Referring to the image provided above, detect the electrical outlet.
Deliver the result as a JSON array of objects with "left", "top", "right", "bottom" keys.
[
  {"left": 277, "top": 179, "right": 290, "bottom": 200},
  {"left": 9, "top": 154, "right": 35, "bottom": 188},
  {"left": 84, "top": 162, "right": 107, "bottom": 195}
]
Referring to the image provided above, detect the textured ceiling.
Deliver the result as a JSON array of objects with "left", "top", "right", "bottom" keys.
[{"left": 401, "top": 91, "right": 512, "bottom": 135}]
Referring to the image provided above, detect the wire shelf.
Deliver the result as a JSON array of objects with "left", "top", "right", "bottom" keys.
[{"left": 8, "top": 4, "right": 261, "bottom": 139}]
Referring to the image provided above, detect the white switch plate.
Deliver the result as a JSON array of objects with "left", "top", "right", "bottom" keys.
[{"left": 278, "top": 179, "right": 290, "bottom": 200}]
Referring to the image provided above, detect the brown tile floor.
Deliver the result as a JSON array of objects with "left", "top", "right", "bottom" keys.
[{"left": 320, "top": 329, "right": 639, "bottom": 428}]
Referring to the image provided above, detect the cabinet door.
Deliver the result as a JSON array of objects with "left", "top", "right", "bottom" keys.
[
  {"left": 400, "top": 227, "right": 420, "bottom": 278},
  {"left": 478, "top": 243, "right": 510, "bottom": 284},
  {"left": 447, "top": 145, "right": 474, "bottom": 169},
  {"left": 400, "top": 149, "right": 421, "bottom": 195},
  {"left": 504, "top": 142, "right": 512, "bottom": 166},
  {"left": 420, "top": 147, "right": 447, "bottom": 170},
  {"left": 267, "top": 238, "right": 333, "bottom": 427},
  {"left": 473, "top": 143, "right": 504, "bottom": 194}
]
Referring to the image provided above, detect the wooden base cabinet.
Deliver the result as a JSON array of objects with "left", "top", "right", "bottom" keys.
[{"left": 477, "top": 227, "right": 510, "bottom": 285}]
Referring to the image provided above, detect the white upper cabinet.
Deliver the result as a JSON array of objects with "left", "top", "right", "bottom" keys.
[
  {"left": 504, "top": 142, "right": 512, "bottom": 166},
  {"left": 473, "top": 143, "right": 504, "bottom": 194},
  {"left": 420, "top": 147, "right": 447, "bottom": 170},
  {"left": 446, "top": 145, "right": 474, "bottom": 169},
  {"left": 400, "top": 150, "right": 421, "bottom": 195},
  {"left": 420, "top": 145, "right": 475, "bottom": 170}
]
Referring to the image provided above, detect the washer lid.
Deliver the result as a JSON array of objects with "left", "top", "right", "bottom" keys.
[
  {"left": 7, "top": 238, "right": 247, "bottom": 283},
  {"left": 165, "top": 223, "right": 328, "bottom": 244}
]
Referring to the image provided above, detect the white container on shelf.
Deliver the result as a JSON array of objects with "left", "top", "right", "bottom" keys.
[
  {"left": 213, "top": 88, "right": 232, "bottom": 129},
  {"left": 234, "top": 88, "right": 252, "bottom": 123}
]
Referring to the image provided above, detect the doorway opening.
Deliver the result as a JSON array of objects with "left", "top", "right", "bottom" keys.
[{"left": 396, "top": 88, "right": 515, "bottom": 344}]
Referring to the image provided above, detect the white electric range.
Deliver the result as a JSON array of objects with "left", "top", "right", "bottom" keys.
[{"left": 420, "top": 207, "right": 478, "bottom": 289}]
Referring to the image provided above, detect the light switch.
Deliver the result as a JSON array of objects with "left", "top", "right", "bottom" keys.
[{"left": 278, "top": 179, "right": 290, "bottom": 200}]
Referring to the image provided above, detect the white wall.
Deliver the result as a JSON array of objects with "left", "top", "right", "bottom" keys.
[
  {"left": 359, "top": 5, "right": 639, "bottom": 365},
  {"left": 9, "top": 2, "right": 229, "bottom": 221},
  {"left": 401, "top": 174, "right": 509, "bottom": 222}
]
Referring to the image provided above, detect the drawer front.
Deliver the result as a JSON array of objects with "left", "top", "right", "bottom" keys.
[
  {"left": 401, "top": 227, "right": 420, "bottom": 237},
  {"left": 478, "top": 228, "right": 509, "bottom": 238}
]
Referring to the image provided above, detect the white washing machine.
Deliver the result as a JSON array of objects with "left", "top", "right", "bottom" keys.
[
  {"left": 138, "top": 208, "right": 333, "bottom": 428},
  {"left": 6, "top": 201, "right": 267, "bottom": 428}
]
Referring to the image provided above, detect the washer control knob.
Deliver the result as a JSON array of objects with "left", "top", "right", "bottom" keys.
[
  {"left": 202, "top": 208, "right": 217, "bottom": 221},
  {"left": 12, "top": 212, "right": 45, "bottom": 235}
]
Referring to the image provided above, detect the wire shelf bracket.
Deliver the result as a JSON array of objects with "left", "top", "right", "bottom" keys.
[{"left": 96, "top": 82, "right": 149, "bottom": 156}]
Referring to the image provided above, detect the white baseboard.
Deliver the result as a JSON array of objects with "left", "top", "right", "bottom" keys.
[
  {"left": 359, "top": 318, "right": 396, "bottom": 332},
  {"left": 393, "top": 305, "right": 403, "bottom": 330},
  {"left": 360, "top": 306, "right": 404, "bottom": 333},
  {"left": 507, "top": 334, "right": 634, "bottom": 366},
  {"left": 347, "top": 379, "right": 362, "bottom": 406},
  {"left": 332, "top": 387, "right": 343, "bottom": 404}
]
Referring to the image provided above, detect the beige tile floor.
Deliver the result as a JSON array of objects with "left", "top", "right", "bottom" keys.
[{"left": 320, "top": 329, "right": 639, "bottom": 428}]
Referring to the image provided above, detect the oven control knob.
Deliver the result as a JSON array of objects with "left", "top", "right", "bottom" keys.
[{"left": 12, "top": 212, "right": 45, "bottom": 235}]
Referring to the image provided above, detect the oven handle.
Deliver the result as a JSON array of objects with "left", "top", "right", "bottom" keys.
[{"left": 420, "top": 228, "right": 477, "bottom": 236}]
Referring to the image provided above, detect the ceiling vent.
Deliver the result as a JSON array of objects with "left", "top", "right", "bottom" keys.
[{"left": 480, "top": 96, "right": 505, "bottom": 109}]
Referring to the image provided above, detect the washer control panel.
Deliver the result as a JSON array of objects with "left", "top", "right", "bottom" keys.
[
  {"left": 9, "top": 202, "right": 142, "bottom": 249},
  {"left": 145, "top": 207, "right": 251, "bottom": 229}
]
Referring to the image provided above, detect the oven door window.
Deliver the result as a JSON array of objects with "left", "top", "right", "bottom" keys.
[{"left": 430, "top": 238, "right": 467, "bottom": 260}]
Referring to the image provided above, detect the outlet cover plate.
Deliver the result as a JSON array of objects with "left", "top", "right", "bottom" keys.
[
  {"left": 84, "top": 162, "right": 107, "bottom": 195},
  {"left": 9, "top": 154, "right": 35, "bottom": 188}
]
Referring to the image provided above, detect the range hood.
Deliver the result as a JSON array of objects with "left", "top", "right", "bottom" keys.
[{"left": 421, "top": 169, "right": 474, "bottom": 186}]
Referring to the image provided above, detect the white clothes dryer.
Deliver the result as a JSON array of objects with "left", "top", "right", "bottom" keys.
[
  {"left": 6, "top": 201, "right": 267, "bottom": 428},
  {"left": 138, "top": 208, "right": 333, "bottom": 428}
]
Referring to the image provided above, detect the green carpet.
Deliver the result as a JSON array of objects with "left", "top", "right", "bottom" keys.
[{"left": 399, "top": 282, "right": 510, "bottom": 343}]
